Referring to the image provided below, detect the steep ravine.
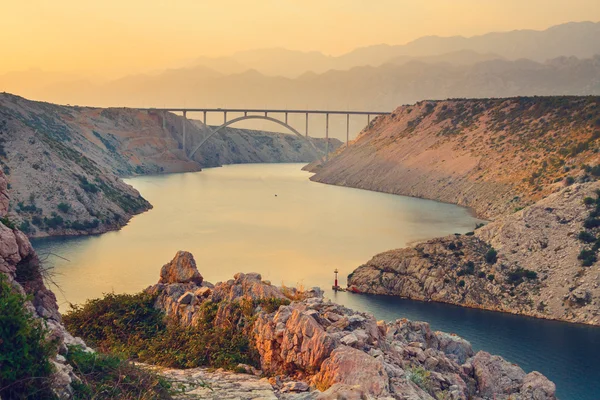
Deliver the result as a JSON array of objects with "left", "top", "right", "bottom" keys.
[
  {"left": 310, "top": 96, "right": 600, "bottom": 325},
  {"left": 0, "top": 93, "right": 339, "bottom": 238}
]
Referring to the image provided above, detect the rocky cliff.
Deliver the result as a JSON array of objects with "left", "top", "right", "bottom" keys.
[
  {"left": 0, "top": 93, "right": 339, "bottom": 237},
  {"left": 309, "top": 96, "right": 600, "bottom": 219},
  {"left": 348, "top": 181, "right": 600, "bottom": 325},
  {"left": 0, "top": 170, "right": 92, "bottom": 398},
  {"left": 142, "top": 251, "right": 557, "bottom": 399}
]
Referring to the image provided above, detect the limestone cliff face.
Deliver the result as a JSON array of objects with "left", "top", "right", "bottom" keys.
[
  {"left": 349, "top": 181, "right": 600, "bottom": 325},
  {"left": 0, "top": 171, "right": 91, "bottom": 398},
  {"left": 309, "top": 96, "right": 600, "bottom": 219},
  {"left": 145, "top": 251, "right": 557, "bottom": 400},
  {"left": 0, "top": 93, "right": 338, "bottom": 237}
]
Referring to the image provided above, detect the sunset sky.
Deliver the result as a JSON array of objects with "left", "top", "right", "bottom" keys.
[{"left": 2, "top": 0, "right": 600, "bottom": 78}]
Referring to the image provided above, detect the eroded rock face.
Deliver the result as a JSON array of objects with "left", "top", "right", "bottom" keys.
[
  {"left": 0, "top": 171, "right": 91, "bottom": 398},
  {"left": 146, "top": 252, "right": 557, "bottom": 399},
  {"left": 159, "top": 251, "right": 203, "bottom": 285}
]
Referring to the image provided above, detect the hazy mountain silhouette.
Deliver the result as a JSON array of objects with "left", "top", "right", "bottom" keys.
[{"left": 183, "top": 21, "right": 600, "bottom": 77}]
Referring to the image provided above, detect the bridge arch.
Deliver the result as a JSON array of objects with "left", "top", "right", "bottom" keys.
[{"left": 187, "top": 115, "right": 324, "bottom": 161}]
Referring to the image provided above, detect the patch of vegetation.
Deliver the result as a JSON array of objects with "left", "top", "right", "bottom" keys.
[
  {"left": 0, "top": 275, "right": 57, "bottom": 399},
  {"left": 487, "top": 274, "right": 495, "bottom": 281},
  {"left": 78, "top": 176, "right": 99, "bottom": 194},
  {"left": 63, "top": 291, "right": 268, "bottom": 371},
  {"left": 57, "top": 202, "right": 71, "bottom": 213},
  {"left": 66, "top": 346, "right": 172, "bottom": 400},
  {"left": 577, "top": 190, "right": 600, "bottom": 266},
  {"left": 458, "top": 280, "right": 465, "bottom": 287},
  {"left": 578, "top": 249, "right": 598, "bottom": 267},
  {"left": 507, "top": 268, "right": 538, "bottom": 285},
  {"left": 92, "top": 131, "right": 117, "bottom": 153},
  {"left": 485, "top": 248, "right": 498, "bottom": 264},
  {"left": 0, "top": 216, "right": 15, "bottom": 229},
  {"left": 406, "top": 366, "right": 431, "bottom": 391}
]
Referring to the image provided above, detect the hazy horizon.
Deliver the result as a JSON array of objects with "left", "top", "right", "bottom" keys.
[{"left": 3, "top": 1, "right": 600, "bottom": 79}]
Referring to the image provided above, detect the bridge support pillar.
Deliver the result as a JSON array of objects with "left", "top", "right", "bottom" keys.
[
  {"left": 285, "top": 112, "right": 288, "bottom": 124},
  {"left": 203, "top": 111, "right": 207, "bottom": 125},
  {"left": 305, "top": 113, "right": 308, "bottom": 137},
  {"left": 325, "top": 113, "right": 329, "bottom": 162},
  {"left": 346, "top": 113, "right": 350, "bottom": 147},
  {"left": 367, "top": 114, "right": 371, "bottom": 125},
  {"left": 183, "top": 111, "right": 187, "bottom": 155},
  {"left": 224, "top": 111, "right": 227, "bottom": 124}
]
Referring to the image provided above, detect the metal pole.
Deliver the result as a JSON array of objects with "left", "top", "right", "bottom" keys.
[
  {"left": 224, "top": 111, "right": 227, "bottom": 124},
  {"left": 367, "top": 114, "right": 370, "bottom": 125},
  {"left": 346, "top": 114, "right": 349, "bottom": 147},
  {"left": 285, "top": 112, "right": 288, "bottom": 125},
  {"left": 325, "top": 113, "right": 329, "bottom": 162},
  {"left": 203, "top": 111, "right": 207, "bottom": 125},
  {"left": 162, "top": 112, "right": 166, "bottom": 130},
  {"left": 305, "top": 113, "right": 309, "bottom": 137}
]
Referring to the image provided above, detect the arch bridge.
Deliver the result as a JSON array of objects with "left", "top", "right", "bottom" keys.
[{"left": 142, "top": 108, "right": 391, "bottom": 161}]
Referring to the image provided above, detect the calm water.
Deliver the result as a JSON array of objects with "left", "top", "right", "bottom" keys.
[{"left": 33, "top": 164, "right": 599, "bottom": 400}]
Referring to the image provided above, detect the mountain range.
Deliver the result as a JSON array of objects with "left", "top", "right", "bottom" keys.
[{"left": 2, "top": 21, "right": 600, "bottom": 139}]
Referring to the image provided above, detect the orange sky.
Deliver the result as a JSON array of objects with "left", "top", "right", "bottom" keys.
[{"left": 2, "top": 0, "right": 600, "bottom": 78}]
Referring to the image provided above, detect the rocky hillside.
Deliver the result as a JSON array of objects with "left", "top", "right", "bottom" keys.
[
  {"left": 0, "top": 93, "right": 338, "bottom": 237},
  {"left": 309, "top": 96, "right": 600, "bottom": 219},
  {"left": 348, "top": 181, "right": 600, "bottom": 325},
  {"left": 75, "top": 250, "right": 558, "bottom": 399}
]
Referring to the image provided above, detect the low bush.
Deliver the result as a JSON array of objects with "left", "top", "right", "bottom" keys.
[
  {"left": 578, "top": 249, "right": 598, "bottom": 267},
  {"left": 0, "top": 276, "right": 56, "bottom": 399},
  {"left": 66, "top": 346, "right": 172, "bottom": 400},
  {"left": 63, "top": 292, "right": 267, "bottom": 371},
  {"left": 578, "top": 231, "right": 597, "bottom": 243},
  {"left": 507, "top": 268, "right": 538, "bottom": 285},
  {"left": 57, "top": 202, "right": 71, "bottom": 213},
  {"left": 485, "top": 248, "right": 498, "bottom": 264}
]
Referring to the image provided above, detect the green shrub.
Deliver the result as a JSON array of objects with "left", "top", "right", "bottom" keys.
[
  {"left": 578, "top": 249, "right": 598, "bottom": 267},
  {"left": 458, "top": 280, "right": 465, "bottom": 287},
  {"left": 63, "top": 292, "right": 266, "bottom": 371},
  {"left": 66, "top": 346, "right": 172, "bottom": 400},
  {"left": 406, "top": 366, "right": 431, "bottom": 390},
  {"left": 464, "top": 231, "right": 474, "bottom": 236},
  {"left": 584, "top": 197, "right": 596, "bottom": 205},
  {"left": 478, "top": 272, "right": 486, "bottom": 278},
  {"left": 565, "top": 176, "right": 575, "bottom": 185},
  {"left": 0, "top": 216, "right": 15, "bottom": 230},
  {"left": 578, "top": 231, "right": 597, "bottom": 243},
  {"left": 584, "top": 217, "right": 600, "bottom": 229},
  {"left": 485, "top": 248, "right": 498, "bottom": 264},
  {"left": 507, "top": 268, "right": 538, "bottom": 285},
  {"left": 0, "top": 276, "right": 56, "bottom": 399},
  {"left": 57, "top": 202, "right": 71, "bottom": 213},
  {"left": 487, "top": 274, "right": 495, "bottom": 281}
]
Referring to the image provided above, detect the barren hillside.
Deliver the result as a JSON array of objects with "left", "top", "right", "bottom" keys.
[
  {"left": 0, "top": 93, "right": 337, "bottom": 237},
  {"left": 310, "top": 96, "right": 600, "bottom": 219}
]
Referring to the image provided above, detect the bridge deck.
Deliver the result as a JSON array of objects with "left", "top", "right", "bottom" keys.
[{"left": 143, "top": 108, "right": 390, "bottom": 115}]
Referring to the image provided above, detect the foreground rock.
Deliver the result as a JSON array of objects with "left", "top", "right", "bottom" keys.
[
  {"left": 145, "top": 251, "right": 557, "bottom": 399},
  {"left": 348, "top": 181, "right": 600, "bottom": 326}
]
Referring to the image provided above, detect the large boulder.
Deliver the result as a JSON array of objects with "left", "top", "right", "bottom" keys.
[
  {"left": 471, "top": 351, "right": 526, "bottom": 397},
  {"left": 313, "top": 346, "right": 390, "bottom": 396},
  {"left": 159, "top": 251, "right": 203, "bottom": 285}
]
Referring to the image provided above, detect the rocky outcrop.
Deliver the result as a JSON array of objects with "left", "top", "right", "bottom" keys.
[
  {"left": 145, "top": 251, "right": 557, "bottom": 399},
  {"left": 0, "top": 93, "right": 340, "bottom": 238},
  {"left": 159, "top": 250, "right": 204, "bottom": 285},
  {"left": 0, "top": 170, "right": 91, "bottom": 398},
  {"left": 348, "top": 181, "right": 600, "bottom": 325},
  {"left": 309, "top": 97, "right": 600, "bottom": 219}
]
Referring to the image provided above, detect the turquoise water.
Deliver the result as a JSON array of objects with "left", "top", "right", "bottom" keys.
[{"left": 32, "top": 163, "right": 599, "bottom": 399}]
